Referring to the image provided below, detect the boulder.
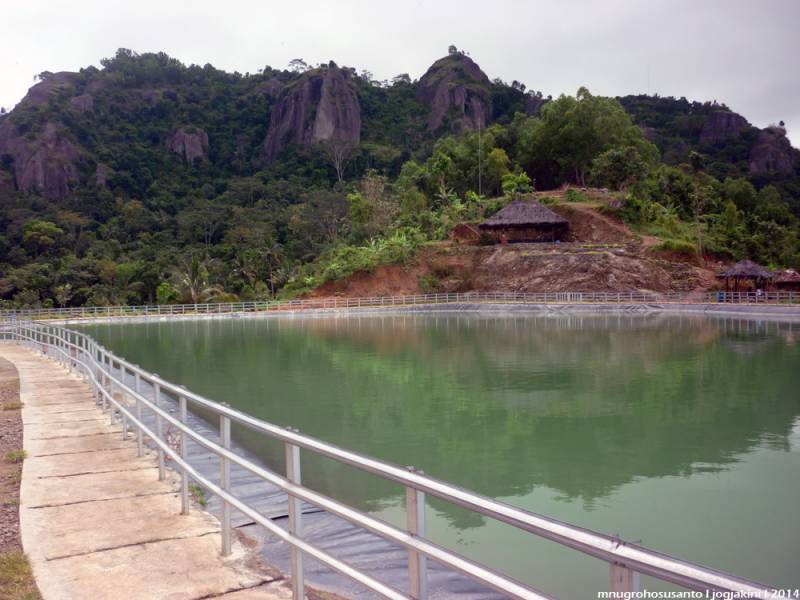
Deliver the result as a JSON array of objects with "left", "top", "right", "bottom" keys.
[
  {"left": 95, "top": 163, "right": 111, "bottom": 188},
  {"left": 748, "top": 127, "right": 795, "bottom": 175},
  {"left": 0, "top": 121, "right": 80, "bottom": 199},
  {"left": 263, "top": 66, "right": 361, "bottom": 161},
  {"left": 168, "top": 127, "right": 209, "bottom": 164},
  {"left": 640, "top": 126, "right": 658, "bottom": 142},
  {"left": 69, "top": 94, "right": 94, "bottom": 114},
  {"left": 699, "top": 110, "right": 749, "bottom": 145},
  {"left": 140, "top": 89, "right": 164, "bottom": 105},
  {"left": 416, "top": 54, "right": 491, "bottom": 132}
]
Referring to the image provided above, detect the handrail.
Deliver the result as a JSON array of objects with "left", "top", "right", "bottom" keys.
[
  {"left": 0, "top": 319, "right": 779, "bottom": 599},
  {"left": 0, "top": 290, "right": 798, "bottom": 321}
]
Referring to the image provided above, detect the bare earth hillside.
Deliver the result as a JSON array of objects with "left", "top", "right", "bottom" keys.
[{"left": 313, "top": 194, "right": 718, "bottom": 298}]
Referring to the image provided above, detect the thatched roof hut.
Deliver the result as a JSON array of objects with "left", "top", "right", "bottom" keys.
[
  {"left": 718, "top": 260, "right": 773, "bottom": 280},
  {"left": 773, "top": 269, "right": 800, "bottom": 291},
  {"left": 717, "top": 259, "right": 773, "bottom": 291},
  {"left": 479, "top": 201, "right": 568, "bottom": 243},
  {"left": 481, "top": 201, "right": 568, "bottom": 228}
]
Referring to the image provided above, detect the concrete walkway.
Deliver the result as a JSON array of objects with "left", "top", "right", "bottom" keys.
[{"left": 0, "top": 344, "right": 291, "bottom": 600}]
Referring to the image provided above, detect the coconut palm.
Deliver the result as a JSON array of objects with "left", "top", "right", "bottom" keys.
[{"left": 169, "top": 254, "right": 223, "bottom": 304}]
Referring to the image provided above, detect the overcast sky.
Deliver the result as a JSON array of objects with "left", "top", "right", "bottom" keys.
[{"left": 2, "top": 0, "right": 798, "bottom": 144}]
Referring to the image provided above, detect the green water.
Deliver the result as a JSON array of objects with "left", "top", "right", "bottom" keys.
[{"left": 77, "top": 314, "right": 800, "bottom": 597}]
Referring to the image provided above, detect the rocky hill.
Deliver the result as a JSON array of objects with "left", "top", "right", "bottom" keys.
[
  {"left": 618, "top": 95, "right": 799, "bottom": 183},
  {"left": 1, "top": 50, "right": 796, "bottom": 202},
  {"left": 263, "top": 63, "right": 361, "bottom": 161},
  {"left": 0, "top": 48, "right": 798, "bottom": 308}
]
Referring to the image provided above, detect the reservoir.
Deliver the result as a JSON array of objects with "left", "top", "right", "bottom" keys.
[{"left": 77, "top": 313, "right": 800, "bottom": 597}]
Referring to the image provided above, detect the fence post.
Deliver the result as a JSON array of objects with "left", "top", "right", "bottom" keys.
[
  {"left": 179, "top": 392, "right": 189, "bottom": 515},
  {"left": 154, "top": 379, "right": 165, "bottom": 481},
  {"left": 406, "top": 467, "right": 427, "bottom": 600},
  {"left": 610, "top": 563, "right": 640, "bottom": 595},
  {"left": 285, "top": 433, "right": 304, "bottom": 600},
  {"left": 135, "top": 370, "right": 143, "bottom": 457},
  {"left": 120, "top": 374, "right": 128, "bottom": 440}
]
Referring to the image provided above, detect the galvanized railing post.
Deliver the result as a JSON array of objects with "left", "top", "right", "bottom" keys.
[
  {"left": 285, "top": 433, "right": 304, "bottom": 600},
  {"left": 179, "top": 390, "right": 189, "bottom": 515},
  {"left": 109, "top": 376, "right": 116, "bottom": 422},
  {"left": 135, "top": 369, "right": 143, "bottom": 457},
  {"left": 220, "top": 412, "right": 232, "bottom": 556},
  {"left": 406, "top": 467, "right": 427, "bottom": 600},
  {"left": 154, "top": 379, "right": 165, "bottom": 480},
  {"left": 120, "top": 371, "right": 129, "bottom": 439}
]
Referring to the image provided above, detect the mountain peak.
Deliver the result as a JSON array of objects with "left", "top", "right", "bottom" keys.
[{"left": 417, "top": 52, "right": 491, "bottom": 132}]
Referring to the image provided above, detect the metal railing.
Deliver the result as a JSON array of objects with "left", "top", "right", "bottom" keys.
[
  {"left": 1, "top": 320, "right": 780, "bottom": 599},
  {"left": 2, "top": 290, "right": 798, "bottom": 321}
]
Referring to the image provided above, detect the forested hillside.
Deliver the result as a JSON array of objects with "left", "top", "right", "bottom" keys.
[{"left": 1, "top": 47, "right": 798, "bottom": 307}]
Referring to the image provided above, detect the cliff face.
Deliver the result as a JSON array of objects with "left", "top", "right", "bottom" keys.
[
  {"left": 263, "top": 66, "right": 361, "bottom": 161},
  {"left": 749, "top": 127, "right": 795, "bottom": 175},
  {"left": 168, "top": 127, "right": 209, "bottom": 164},
  {"left": 699, "top": 110, "right": 749, "bottom": 145},
  {"left": 0, "top": 121, "right": 80, "bottom": 199},
  {"left": 19, "top": 72, "right": 79, "bottom": 108},
  {"left": 416, "top": 54, "right": 491, "bottom": 132}
]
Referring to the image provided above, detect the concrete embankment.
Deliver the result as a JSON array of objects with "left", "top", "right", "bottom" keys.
[
  {"left": 0, "top": 344, "right": 289, "bottom": 600},
  {"left": 43, "top": 301, "right": 800, "bottom": 326}
]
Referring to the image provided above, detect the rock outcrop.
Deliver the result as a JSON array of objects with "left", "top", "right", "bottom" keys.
[
  {"left": 69, "top": 94, "right": 94, "bottom": 114},
  {"left": 18, "top": 72, "right": 79, "bottom": 109},
  {"left": 168, "top": 127, "right": 209, "bottom": 164},
  {"left": 525, "top": 95, "right": 545, "bottom": 116},
  {"left": 749, "top": 126, "right": 795, "bottom": 175},
  {"left": 0, "top": 121, "right": 80, "bottom": 199},
  {"left": 416, "top": 54, "right": 491, "bottom": 132},
  {"left": 263, "top": 65, "right": 361, "bottom": 161},
  {"left": 699, "top": 110, "right": 749, "bottom": 145},
  {"left": 256, "top": 78, "right": 284, "bottom": 98},
  {"left": 95, "top": 163, "right": 111, "bottom": 188}
]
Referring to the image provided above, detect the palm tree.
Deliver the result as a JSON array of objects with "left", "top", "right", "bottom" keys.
[{"left": 169, "top": 255, "right": 223, "bottom": 304}]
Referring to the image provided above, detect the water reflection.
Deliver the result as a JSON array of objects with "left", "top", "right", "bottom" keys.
[{"left": 78, "top": 314, "right": 800, "bottom": 522}]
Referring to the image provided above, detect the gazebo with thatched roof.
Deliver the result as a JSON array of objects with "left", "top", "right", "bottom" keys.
[
  {"left": 773, "top": 269, "right": 800, "bottom": 291},
  {"left": 717, "top": 259, "right": 773, "bottom": 292},
  {"left": 479, "top": 200, "right": 569, "bottom": 243}
]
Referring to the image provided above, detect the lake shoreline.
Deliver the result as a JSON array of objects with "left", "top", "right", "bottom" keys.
[{"left": 43, "top": 301, "right": 800, "bottom": 326}]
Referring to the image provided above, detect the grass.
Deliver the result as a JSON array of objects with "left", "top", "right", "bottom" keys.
[
  {"left": 188, "top": 483, "right": 207, "bottom": 507},
  {"left": 4, "top": 451, "right": 26, "bottom": 464},
  {"left": 8, "top": 468, "right": 22, "bottom": 486},
  {"left": 2, "top": 402, "right": 23, "bottom": 411},
  {"left": 653, "top": 238, "right": 698, "bottom": 257},
  {"left": 0, "top": 551, "right": 41, "bottom": 600}
]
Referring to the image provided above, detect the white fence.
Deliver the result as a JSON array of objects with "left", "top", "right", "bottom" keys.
[{"left": 2, "top": 290, "right": 798, "bottom": 321}]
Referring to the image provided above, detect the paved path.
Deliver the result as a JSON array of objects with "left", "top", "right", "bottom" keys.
[{"left": 0, "top": 344, "right": 291, "bottom": 600}]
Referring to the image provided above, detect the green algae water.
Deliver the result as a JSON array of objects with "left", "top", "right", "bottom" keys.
[{"left": 77, "top": 313, "right": 800, "bottom": 597}]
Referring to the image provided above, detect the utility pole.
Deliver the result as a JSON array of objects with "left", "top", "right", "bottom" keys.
[
  {"left": 694, "top": 191, "right": 704, "bottom": 262},
  {"left": 478, "top": 118, "right": 484, "bottom": 196}
]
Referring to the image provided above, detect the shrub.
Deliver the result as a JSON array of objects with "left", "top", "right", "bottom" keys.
[
  {"left": 4, "top": 450, "right": 26, "bottom": 464},
  {"left": 654, "top": 239, "right": 698, "bottom": 257},
  {"left": 564, "top": 188, "right": 588, "bottom": 203},
  {"left": 418, "top": 274, "right": 440, "bottom": 293}
]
